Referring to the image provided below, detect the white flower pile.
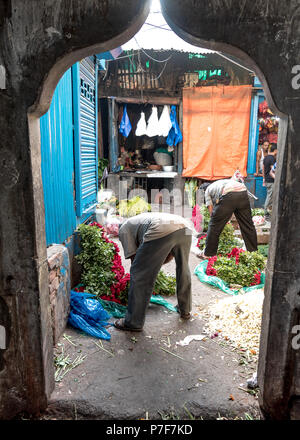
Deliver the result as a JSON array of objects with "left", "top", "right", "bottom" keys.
[{"left": 205, "top": 289, "right": 264, "bottom": 353}]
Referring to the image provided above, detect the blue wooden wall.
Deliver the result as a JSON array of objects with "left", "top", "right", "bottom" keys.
[{"left": 40, "top": 68, "right": 77, "bottom": 246}]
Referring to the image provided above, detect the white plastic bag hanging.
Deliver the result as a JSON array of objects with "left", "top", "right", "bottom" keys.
[
  {"left": 146, "top": 106, "right": 159, "bottom": 137},
  {"left": 157, "top": 105, "right": 172, "bottom": 137},
  {"left": 135, "top": 111, "right": 147, "bottom": 136}
]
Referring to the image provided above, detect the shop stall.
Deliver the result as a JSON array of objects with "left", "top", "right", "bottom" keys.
[
  {"left": 246, "top": 77, "right": 279, "bottom": 207},
  {"left": 103, "top": 96, "right": 184, "bottom": 206}
]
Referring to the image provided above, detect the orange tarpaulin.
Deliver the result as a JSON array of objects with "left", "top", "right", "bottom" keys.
[{"left": 182, "top": 85, "right": 252, "bottom": 180}]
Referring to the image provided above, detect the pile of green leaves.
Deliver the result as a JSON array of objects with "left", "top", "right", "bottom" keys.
[
  {"left": 76, "top": 224, "right": 116, "bottom": 297},
  {"left": 98, "top": 158, "right": 109, "bottom": 177},
  {"left": 217, "top": 223, "right": 240, "bottom": 255},
  {"left": 200, "top": 205, "right": 210, "bottom": 232},
  {"left": 251, "top": 208, "right": 265, "bottom": 217},
  {"left": 154, "top": 271, "right": 176, "bottom": 296},
  {"left": 98, "top": 158, "right": 109, "bottom": 189},
  {"left": 213, "top": 251, "right": 266, "bottom": 287},
  {"left": 258, "top": 244, "right": 269, "bottom": 258},
  {"left": 197, "top": 223, "right": 240, "bottom": 255}
]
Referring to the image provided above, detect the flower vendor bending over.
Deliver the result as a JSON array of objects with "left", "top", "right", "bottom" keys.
[
  {"left": 114, "top": 212, "right": 194, "bottom": 332},
  {"left": 202, "top": 171, "right": 257, "bottom": 258}
]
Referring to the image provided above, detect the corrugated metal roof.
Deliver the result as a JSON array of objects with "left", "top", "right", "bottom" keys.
[
  {"left": 122, "top": 0, "right": 214, "bottom": 54},
  {"left": 122, "top": 37, "right": 215, "bottom": 54},
  {"left": 123, "top": 48, "right": 210, "bottom": 57}
]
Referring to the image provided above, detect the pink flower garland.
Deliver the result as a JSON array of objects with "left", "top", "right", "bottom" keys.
[{"left": 192, "top": 205, "right": 203, "bottom": 233}]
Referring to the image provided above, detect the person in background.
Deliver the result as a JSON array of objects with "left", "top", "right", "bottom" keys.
[
  {"left": 263, "top": 143, "right": 277, "bottom": 221},
  {"left": 117, "top": 145, "right": 133, "bottom": 171},
  {"left": 255, "top": 141, "right": 269, "bottom": 176},
  {"left": 269, "top": 161, "right": 277, "bottom": 180},
  {"left": 114, "top": 212, "right": 194, "bottom": 332},
  {"left": 200, "top": 171, "right": 257, "bottom": 258}
]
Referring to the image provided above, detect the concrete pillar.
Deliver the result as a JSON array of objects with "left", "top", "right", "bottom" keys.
[
  {"left": 162, "top": 0, "right": 300, "bottom": 419},
  {"left": 258, "top": 113, "right": 300, "bottom": 419},
  {"left": 0, "top": 103, "right": 54, "bottom": 418}
]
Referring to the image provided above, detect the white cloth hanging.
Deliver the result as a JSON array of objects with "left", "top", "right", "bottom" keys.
[
  {"left": 157, "top": 105, "right": 172, "bottom": 137},
  {"left": 146, "top": 106, "right": 160, "bottom": 137},
  {"left": 135, "top": 111, "right": 147, "bottom": 136}
]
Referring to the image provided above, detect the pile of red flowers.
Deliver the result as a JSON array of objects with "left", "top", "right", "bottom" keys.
[
  {"left": 206, "top": 255, "right": 218, "bottom": 276},
  {"left": 227, "top": 247, "right": 245, "bottom": 264},
  {"left": 88, "top": 222, "right": 130, "bottom": 305},
  {"left": 251, "top": 272, "right": 262, "bottom": 286},
  {"left": 77, "top": 222, "right": 177, "bottom": 306}
]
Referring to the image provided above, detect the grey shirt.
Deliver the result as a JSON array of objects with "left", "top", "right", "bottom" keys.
[
  {"left": 205, "top": 179, "right": 230, "bottom": 207},
  {"left": 205, "top": 179, "right": 247, "bottom": 207},
  {"left": 119, "top": 212, "right": 194, "bottom": 259}
]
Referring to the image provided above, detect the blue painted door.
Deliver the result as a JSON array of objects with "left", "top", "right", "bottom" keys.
[
  {"left": 40, "top": 68, "right": 77, "bottom": 245},
  {"left": 72, "top": 57, "right": 98, "bottom": 221}
]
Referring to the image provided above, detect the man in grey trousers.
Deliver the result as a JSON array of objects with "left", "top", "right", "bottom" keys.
[{"left": 114, "top": 212, "right": 193, "bottom": 332}]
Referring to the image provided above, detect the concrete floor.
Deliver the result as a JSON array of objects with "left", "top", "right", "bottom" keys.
[{"left": 45, "top": 242, "right": 261, "bottom": 420}]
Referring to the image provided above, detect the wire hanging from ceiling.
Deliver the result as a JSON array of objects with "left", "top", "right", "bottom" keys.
[
  {"left": 152, "top": 59, "right": 169, "bottom": 81},
  {"left": 134, "top": 37, "right": 173, "bottom": 63}
]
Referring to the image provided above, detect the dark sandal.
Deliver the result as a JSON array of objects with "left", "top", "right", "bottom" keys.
[
  {"left": 175, "top": 305, "right": 191, "bottom": 320},
  {"left": 114, "top": 318, "right": 143, "bottom": 332}
]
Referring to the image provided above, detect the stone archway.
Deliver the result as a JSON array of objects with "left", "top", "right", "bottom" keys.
[
  {"left": 0, "top": 0, "right": 151, "bottom": 419},
  {"left": 0, "top": 0, "right": 299, "bottom": 420}
]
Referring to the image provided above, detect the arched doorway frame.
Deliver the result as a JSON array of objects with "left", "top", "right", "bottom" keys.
[{"left": 14, "top": 0, "right": 293, "bottom": 419}]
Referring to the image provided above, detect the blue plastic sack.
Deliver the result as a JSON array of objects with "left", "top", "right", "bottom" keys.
[
  {"left": 194, "top": 261, "right": 265, "bottom": 296},
  {"left": 119, "top": 105, "right": 132, "bottom": 138},
  {"left": 166, "top": 105, "right": 183, "bottom": 147},
  {"left": 68, "top": 290, "right": 111, "bottom": 339}
]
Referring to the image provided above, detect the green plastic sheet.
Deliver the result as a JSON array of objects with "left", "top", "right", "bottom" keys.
[
  {"left": 97, "top": 298, "right": 127, "bottom": 318},
  {"left": 194, "top": 261, "right": 265, "bottom": 296},
  {"left": 95, "top": 295, "right": 176, "bottom": 318},
  {"left": 149, "top": 295, "right": 177, "bottom": 312}
]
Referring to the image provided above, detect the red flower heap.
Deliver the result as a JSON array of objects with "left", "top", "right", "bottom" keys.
[
  {"left": 227, "top": 247, "right": 245, "bottom": 264},
  {"left": 206, "top": 256, "right": 218, "bottom": 276},
  {"left": 89, "top": 222, "right": 130, "bottom": 304},
  {"left": 250, "top": 271, "right": 261, "bottom": 286}
]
